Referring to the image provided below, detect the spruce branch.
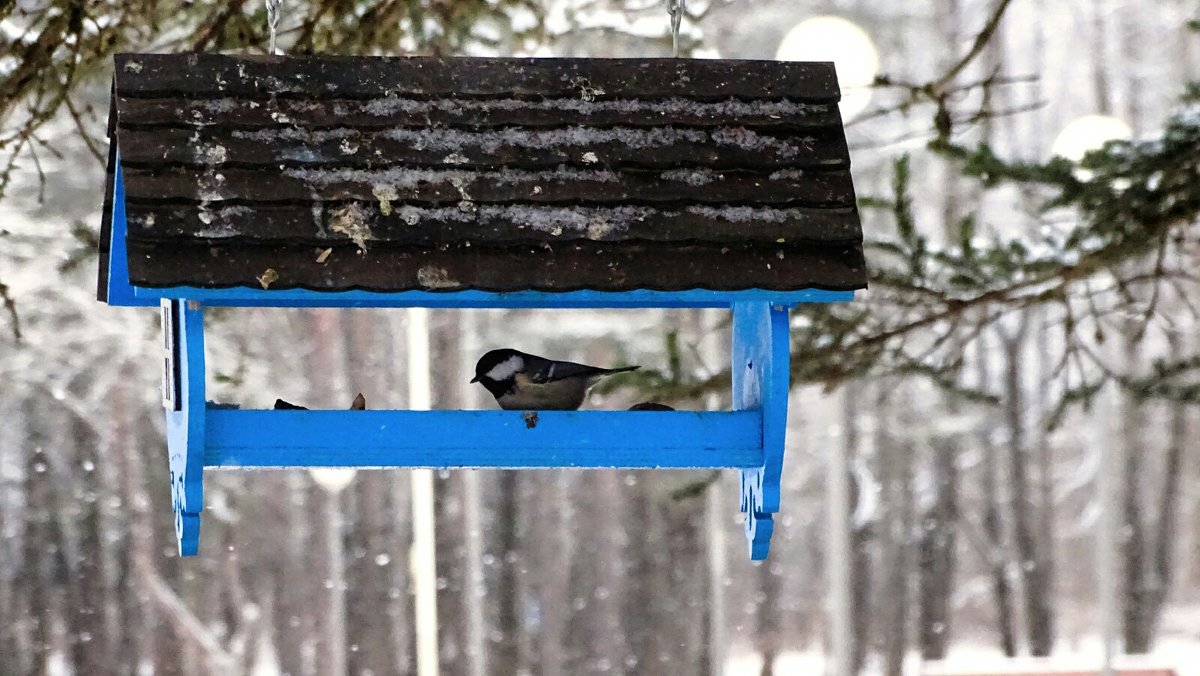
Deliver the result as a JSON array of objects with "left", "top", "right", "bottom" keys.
[{"left": 636, "top": 85, "right": 1200, "bottom": 414}]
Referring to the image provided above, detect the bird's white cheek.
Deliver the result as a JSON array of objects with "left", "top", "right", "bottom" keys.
[{"left": 486, "top": 355, "right": 524, "bottom": 382}]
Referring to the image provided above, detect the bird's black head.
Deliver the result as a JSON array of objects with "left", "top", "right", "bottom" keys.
[{"left": 471, "top": 349, "right": 526, "bottom": 396}]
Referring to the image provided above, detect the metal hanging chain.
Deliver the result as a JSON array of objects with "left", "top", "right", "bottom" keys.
[
  {"left": 668, "top": 0, "right": 686, "bottom": 58},
  {"left": 265, "top": 0, "right": 283, "bottom": 55}
]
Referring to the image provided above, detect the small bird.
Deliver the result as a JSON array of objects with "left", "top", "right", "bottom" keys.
[{"left": 471, "top": 348, "right": 639, "bottom": 410}]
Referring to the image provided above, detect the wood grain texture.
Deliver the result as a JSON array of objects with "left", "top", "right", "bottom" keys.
[
  {"left": 114, "top": 53, "right": 841, "bottom": 100},
  {"left": 122, "top": 166, "right": 855, "bottom": 209},
  {"left": 116, "top": 95, "right": 842, "bottom": 130},
  {"left": 116, "top": 125, "right": 849, "bottom": 171},
  {"left": 104, "top": 54, "right": 866, "bottom": 294},
  {"left": 124, "top": 202, "right": 861, "bottom": 245},
  {"left": 125, "top": 240, "right": 867, "bottom": 292}
]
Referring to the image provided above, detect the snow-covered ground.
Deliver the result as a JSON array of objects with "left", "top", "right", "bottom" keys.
[
  {"left": 728, "top": 607, "right": 1200, "bottom": 676},
  {"left": 728, "top": 640, "right": 1200, "bottom": 676}
]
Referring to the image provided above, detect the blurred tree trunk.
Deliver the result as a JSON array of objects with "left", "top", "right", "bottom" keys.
[
  {"left": 514, "top": 472, "right": 539, "bottom": 670},
  {"left": 1033, "top": 316, "right": 1057, "bottom": 659},
  {"left": 1119, "top": 392, "right": 1150, "bottom": 653},
  {"left": 593, "top": 471, "right": 629, "bottom": 672},
  {"left": 69, "top": 408, "right": 115, "bottom": 674},
  {"left": 1118, "top": 326, "right": 1156, "bottom": 654},
  {"left": 434, "top": 469, "right": 464, "bottom": 671},
  {"left": 1090, "top": 0, "right": 1112, "bottom": 115},
  {"left": 623, "top": 472, "right": 666, "bottom": 673},
  {"left": 196, "top": 512, "right": 225, "bottom": 667},
  {"left": 842, "top": 381, "right": 873, "bottom": 674},
  {"left": 664, "top": 494, "right": 706, "bottom": 672},
  {"left": 701, "top": 475, "right": 728, "bottom": 676},
  {"left": 1000, "top": 321, "right": 1054, "bottom": 656},
  {"left": 347, "top": 470, "right": 403, "bottom": 675},
  {"left": 565, "top": 470, "right": 628, "bottom": 674},
  {"left": 19, "top": 406, "right": 62, "bottom": 675},
  {"left": 756, "top": 555, "right": 780, "bottom": 676},
  {"left": 876, "top": 384, "right": 912, "bottom": 676},
  {"left": 0, "top": 405, "right": 26, "bottom": 674},
  {"left": 976, "top": 337, "right": 1018, "bottom": 656},
  {"left": 390, "top": 464, "right": 415, "bottom": 672},
  {"left": 917, "top": 431, "right": 958, "bottom": 659},
  {"left": 113, "top": 376, "right": 155, "bottom": 675},
  {"left": 528, "top": 471, "right": 573, "bottom": 676},
  {"left": 1133, "top": 394, "right": 1188, "bottom": 649},
  {"left": 136, "top": 410, "right": 186, "bottom": 676},
  {"left": 259, "top": 471, "right": 310, "bottom": 676},
  {"left": 217, "top": 498, "right": 261, "bottom": 673},
  {"left": 492, "top": 470, "right": 522, "bottom": 674}
]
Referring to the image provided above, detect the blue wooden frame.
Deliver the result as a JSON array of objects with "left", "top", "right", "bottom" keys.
[
  {"left": 731, "top": 302, "right": 790, "bottom": 559},
  {"left": 106, "top": 162, "right": 856, "bottom": 559},
  {"left": 164, "top": 299, "right": 205, "bottom": 555},
  {"left": 206, "top": 409, "right": 764, "bottom": 468}
]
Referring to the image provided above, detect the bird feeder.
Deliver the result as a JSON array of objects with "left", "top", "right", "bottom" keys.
[{"left": 98, "top": 54, "right": 867, "bottom": 559}]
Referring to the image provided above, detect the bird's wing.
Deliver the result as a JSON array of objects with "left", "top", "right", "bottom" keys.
[{"left": 523, "top": 356, "right": 614, "bottom": 384}]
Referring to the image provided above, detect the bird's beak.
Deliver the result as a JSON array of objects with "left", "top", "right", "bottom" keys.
[{"left": 469, "top": 376, "right": 480, "bottom": 383}]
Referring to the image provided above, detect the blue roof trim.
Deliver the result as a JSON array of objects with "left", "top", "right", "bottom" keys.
[
  {"left": 129, "top": 285, "right": 855, "bottom": 308},
  {"left": 105, "top": 160, "right": 157, "bottom": 307}
]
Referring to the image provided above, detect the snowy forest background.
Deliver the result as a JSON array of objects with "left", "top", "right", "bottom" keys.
[{"left": 1, "top": 0, "right": 1199, "bottom": 674}]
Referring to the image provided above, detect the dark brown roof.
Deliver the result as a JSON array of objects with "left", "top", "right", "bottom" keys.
[{"left": 103, "top": 53, "right": 866, "bottom": 294}]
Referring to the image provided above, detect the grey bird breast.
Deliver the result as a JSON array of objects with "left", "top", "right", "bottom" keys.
[{"left": 496, "top": 373, "right": 592, "bottom": 411}]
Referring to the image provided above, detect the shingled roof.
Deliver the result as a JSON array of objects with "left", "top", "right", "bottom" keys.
[{"left": 99, "top": 53, "right": 866, "bottom": 296}]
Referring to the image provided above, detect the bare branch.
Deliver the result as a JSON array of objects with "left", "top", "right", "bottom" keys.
[
  {"left": 63, "top": 97, "right": 105, "bottom": 165},
  {"left": 190, "top": 0, "right": 251, "bottom": 52},
  {"left": 142, "top": 571, "right": 237, "bottom": 673},
  {"left": 933, "top": 0, "right": 1017, "bottom": 94},
  {"left": 0, "top": 279, "right": 19, "bottom": 342}
]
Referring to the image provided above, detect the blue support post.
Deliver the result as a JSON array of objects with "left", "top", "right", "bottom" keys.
[
  {"left": 731, "top": 301, "right": 790, "bottom": 560},
  {"left": 164, "top": 300, "right": 205, "bottom": 555}
]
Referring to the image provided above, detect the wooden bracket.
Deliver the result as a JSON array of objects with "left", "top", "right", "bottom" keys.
[{"left": 731, "top": 302, "right": 790, "bottom": 560}]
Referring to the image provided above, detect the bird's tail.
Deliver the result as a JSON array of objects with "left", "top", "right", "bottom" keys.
[{"left": 605, "top": 365, "right": 640, "bottom": 374}]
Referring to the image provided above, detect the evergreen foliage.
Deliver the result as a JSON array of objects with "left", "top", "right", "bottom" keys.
[{"left": 780, "top": 80, "right": 1200, "bottom": 417}]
